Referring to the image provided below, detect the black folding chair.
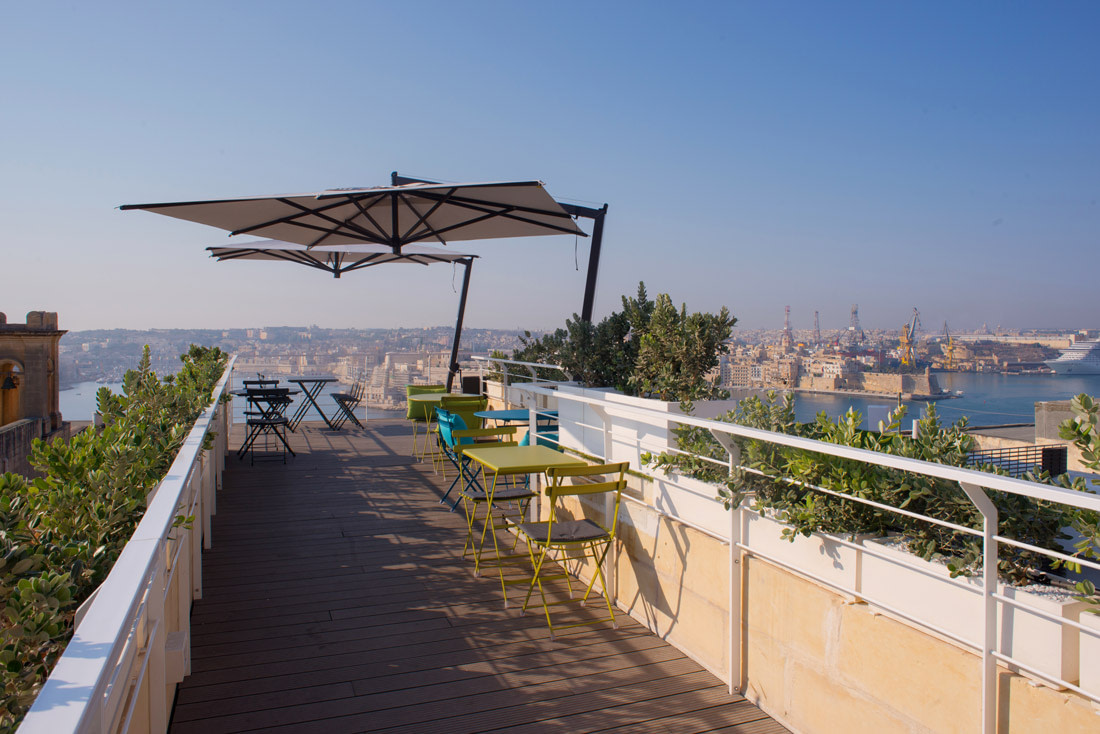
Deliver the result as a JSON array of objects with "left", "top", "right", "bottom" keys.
[
  {"left": 331, "top": 375, "right": 366, "bottom": 429},
  {"left": 237, "top": 387, "right": 296, "bottom": 464}
]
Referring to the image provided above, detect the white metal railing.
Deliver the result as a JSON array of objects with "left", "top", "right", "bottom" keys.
[
  {"left": 20, "top": 356, "right": 237, "bottom": 734},
  {"left": 471, "top": 355, "right": 570, "bottom": 405},
  {"left": 483, "top": 358, "right": 1100, "bottom": 734}
]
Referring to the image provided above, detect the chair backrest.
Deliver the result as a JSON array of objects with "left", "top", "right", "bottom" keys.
[
  {"left": 545, "top": 462, "right": 630, "bottom": 538},
  {"left": 243, "top": 378, "right": 279, "bottom": 389},
  {"left": 435, "top": 409, "right": 462, "bottom": 450},
  {"left": 439, "top": 395, "right": 487, "bottom": 431},
  {"left": 406, "top": 384, "right": 446, "bottom": 420},
  {"left": 452, "top": 425, "right": 518, "bottom": 453}
]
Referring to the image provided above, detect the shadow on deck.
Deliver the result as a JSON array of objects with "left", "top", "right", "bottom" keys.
[{"left": 170, "top": 419, "right": 787, "bottom": 734}]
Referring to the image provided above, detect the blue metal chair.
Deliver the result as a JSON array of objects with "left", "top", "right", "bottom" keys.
[{"left": 436, "top": 410, "right": 517, "bottom": 510}]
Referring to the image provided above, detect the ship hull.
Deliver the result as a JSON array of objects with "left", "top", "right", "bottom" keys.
[{"left": 1045, "top": 361, "right": 1100, "bottom": 375}]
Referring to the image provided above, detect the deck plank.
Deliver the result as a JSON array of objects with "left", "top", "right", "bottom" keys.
[{"left": 171, "top": 419, "right": 786, "bottom": 733}]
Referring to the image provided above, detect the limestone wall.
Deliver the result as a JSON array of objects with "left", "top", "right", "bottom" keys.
[{"left": 742, "top": 558, "right": 1097, "bottom": 733}]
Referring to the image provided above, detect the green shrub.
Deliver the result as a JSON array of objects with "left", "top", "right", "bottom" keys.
[
  {"left": 0, "top": 344, "right": 227, "bottom": 730},
  {"left": 513, "top": 282, "right": 735, "bottom": 402},
  {"left": 648, "top": 391, "right": 1099, "bottom": 585}
]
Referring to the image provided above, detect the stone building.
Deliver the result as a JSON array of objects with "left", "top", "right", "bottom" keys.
[{"left": 0, "top": 311, "right": 69, "bottom": 475}]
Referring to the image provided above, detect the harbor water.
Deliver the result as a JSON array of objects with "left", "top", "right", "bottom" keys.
[{"left": 789, "top": 371, "right": 1100, "bottom": 428}]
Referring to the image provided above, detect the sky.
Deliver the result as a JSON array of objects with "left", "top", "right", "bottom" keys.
[{"left": 2, "top": 2, "right": 1097, "bottom": 335}]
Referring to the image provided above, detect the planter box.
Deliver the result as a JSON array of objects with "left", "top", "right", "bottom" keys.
[
  {"left": 649, "top": 472, "right": 731, "bottom": 538},
  {"left": 860, "top": 537, "right": 1087, "bottom": 685},
  {"left": 1079, "top": 612, "right": 1100, "bottom": 697},
  {"left": 742, "top": 510, "right": 862, "bottom": 593}
]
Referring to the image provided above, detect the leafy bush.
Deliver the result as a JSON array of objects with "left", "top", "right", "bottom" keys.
[
  {"left": 513, "top": 282, "right": 736, "bottom": 402},
  {"left": 648, "top": 391, "right": 1099, "bottom": 585},
  {"left": 1058, "top": 394, "right": 1100, "bottom": 611},
  {"left": 0, "top": 344, "right": 227, "bottom": 730}
]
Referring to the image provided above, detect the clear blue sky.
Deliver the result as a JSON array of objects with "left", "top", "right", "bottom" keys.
[{"left": 2, "top": 2, "right": 1097, "bottom": 335}]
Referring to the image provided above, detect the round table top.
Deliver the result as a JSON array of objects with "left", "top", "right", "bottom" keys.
[{"left": 408, "top": 393, "right": 447, "bottom": 403}]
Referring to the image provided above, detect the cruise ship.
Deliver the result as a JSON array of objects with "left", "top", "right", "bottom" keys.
[{"left": 1045, "top": 339, "right": 1100, "bottom": 374}]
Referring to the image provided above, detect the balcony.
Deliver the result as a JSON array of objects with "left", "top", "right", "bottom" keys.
[
  {"left": 21, "top": 363, "right": 785, "bottom": 734},
  {"left": 170, "top": 417, "right": 783, "bottom": 733},
  {"left": 21, "top": 359, "right": 1100, "bottom": 733}
]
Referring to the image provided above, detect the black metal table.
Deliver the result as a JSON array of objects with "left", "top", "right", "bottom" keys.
[{"left": 287, "top": 375, "right": 339, "bottom": 430}]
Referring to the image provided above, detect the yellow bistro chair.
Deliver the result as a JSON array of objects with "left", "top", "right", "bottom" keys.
[
  {"left": 406, "top": 384, "right": 446, "bottom": 459},
  {"left": 513, "top": 462, "right": 629, "bottom": 639},
  {"left": 439, "top": 394, "right": 487, "bottom": 431}
]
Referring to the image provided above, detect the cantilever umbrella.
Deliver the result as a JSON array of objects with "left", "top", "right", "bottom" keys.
[
  {"left": 207, "top": 240, "right": 478, "bottom": 390},
  {"left": 124, "top": 179, "right": 586, "bottom": 249},
  {"left": 124, "top": 177, "right": 597, "bottom": 384}
]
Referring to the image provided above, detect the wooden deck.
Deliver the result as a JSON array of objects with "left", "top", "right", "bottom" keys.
[{"left": 170, "top": 418, "right": 787, "bottom": 734}]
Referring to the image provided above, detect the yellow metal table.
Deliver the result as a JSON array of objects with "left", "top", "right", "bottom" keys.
[{"left": 460, "top": 445, "right": 584, "bottom": 601}]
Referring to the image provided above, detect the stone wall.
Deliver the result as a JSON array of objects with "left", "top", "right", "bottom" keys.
[{"left": 0, "top": 418, "right": 70, "bottom": 477}]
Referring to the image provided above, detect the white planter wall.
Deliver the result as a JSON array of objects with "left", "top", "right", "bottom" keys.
[
  {"left": 743, "top": 511, "right": 862, "bottom": 592},
  {"left": 649, "top": 472, "right": 731, "bottom": 538},
  {"left": 1079, "top": 612, "right": 1100, "bottom": 697},
  {"left": 517, "top": 380, "right": 1096, "bottom": 693},
  {"left": 860, "top": 538, "right": 1087, "bottom": 685}
]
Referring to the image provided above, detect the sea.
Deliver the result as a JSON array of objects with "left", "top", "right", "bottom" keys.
[
  {"left": 59, "top": 372, "right": 1100, "bottom": 428},
  {"left": 788, "top": 371, "right": 1100, "bottom": 428}
]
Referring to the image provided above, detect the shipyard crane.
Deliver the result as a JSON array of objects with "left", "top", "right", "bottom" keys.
[
  {"left": 899, "top": 308, "right": 922, "bottom": 366},
  {"left": 941, "top": 321, "right": 956, "bottom": 370}
]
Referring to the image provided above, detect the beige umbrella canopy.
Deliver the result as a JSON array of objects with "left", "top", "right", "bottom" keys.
[
  {"left": 124, "top": 174, "right": 608, "bottom": 386},
  {"left": 207, "top": 240, "right": 477, "bottom": 277},
  {"left": 124, "top": 180, "right": 585, "bottom": 249}
]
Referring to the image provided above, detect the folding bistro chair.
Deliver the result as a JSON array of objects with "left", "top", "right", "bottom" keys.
[
  {"left": 406, "top": 384, "right": 446, "bottom": 459},
  {"left": 331, "top": 374, "right": 365, "bottom": 429},
  {"left": 436, "top": 410, "right": 517, "bottom": 510},
  {"left": 438, "top": 394, "right": 487, "bottom": 432},
  {"left": 513, "top": 462, "right": 628, "bottom": 639},
  {"left": 237, "top": 387, "right": 296, "bottom": 465}
]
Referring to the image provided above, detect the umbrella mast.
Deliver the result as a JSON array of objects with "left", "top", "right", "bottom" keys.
[{"left": 446, "top": 258, "right": 474, "bottom": 392}]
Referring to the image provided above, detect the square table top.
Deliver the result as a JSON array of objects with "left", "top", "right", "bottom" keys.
[{"left": 461, "top": 445, "right": 584, "bottom": 475}]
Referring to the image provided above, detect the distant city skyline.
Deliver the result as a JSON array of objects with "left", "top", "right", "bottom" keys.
[{"left": 3, "top": 3, "right": 1097, "bottom": 333}]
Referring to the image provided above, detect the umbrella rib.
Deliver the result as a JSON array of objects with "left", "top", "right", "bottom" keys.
[
  {"left": 349, "top": 196, "right": 391, "bottom": 243},
  {"left": 402, "top": 194, "right": 585, "bottom": 237},
  {"left": 397, "top": 192, "right": 452, "bottom": 246},
  {"left": 340, "top": 253, "right": 392, "bottom": 273},
  {"left": 228, "top": 198, "right": 386, "bottom": 244},
  {"left": 398, "top": 188, "right": 455, "bottom": 244},
  {"left": 409, "top": 190, "right": 581, "bottom": 224}
]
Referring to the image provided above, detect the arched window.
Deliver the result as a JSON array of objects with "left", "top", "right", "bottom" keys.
[{"left": 0, "top": 360, "right": 24, "bottom": 427}]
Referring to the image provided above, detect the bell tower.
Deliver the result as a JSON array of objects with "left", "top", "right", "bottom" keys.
[{"left": 0, "top": 311, "right": 66, "bottom": 430}]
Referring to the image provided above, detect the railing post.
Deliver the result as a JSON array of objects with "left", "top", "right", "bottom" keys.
[
  {"left": 959, "top": 482, "right": 999, "bottom": 734},
  {"left": 146, "top": 545, "right": 168, "bottom": 733},
  {"left": 191, "top": 470, "right": 204, "bottom": 601},
  {"left": 710, "top": 430, "right": 744, "bottom": 694},
  {"left": 590, "top": 405, "right": 612, "bottom": 462},
  {"left": 202, "top": 451, "right": 214, "bottom": 550}
]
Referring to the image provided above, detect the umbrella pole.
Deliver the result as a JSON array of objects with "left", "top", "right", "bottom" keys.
[
  {"left": 446, "top": 258, "right": 473, "bottom": 392},
  {"left": 579, "top": 203, "right": 608, "bottom": 323}
]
